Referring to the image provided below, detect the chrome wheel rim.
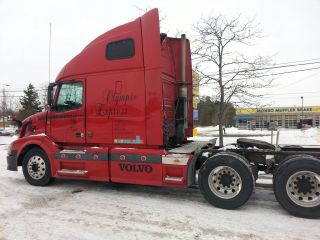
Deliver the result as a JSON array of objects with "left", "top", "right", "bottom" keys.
[
  {"left": 27, "top": 155, "right": 46, "bottom": 180},
  {"left": 286, "top": 171, "right": 320, "bottom": 208},
  {"left": 208, "top": 166, "right": 242, "bottom": 199}
]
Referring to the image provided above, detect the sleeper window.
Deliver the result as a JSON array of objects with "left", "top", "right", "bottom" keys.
[{"left": 106, "top": 38, "right": 135, "bottom": 60}]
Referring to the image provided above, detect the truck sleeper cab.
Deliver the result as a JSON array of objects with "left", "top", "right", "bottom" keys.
[
  {"left": 6, "top": 9, "right": 320, "bottom": 219},
  {"left": 7, "top": 9, "right": 194, "bottom": 189}
]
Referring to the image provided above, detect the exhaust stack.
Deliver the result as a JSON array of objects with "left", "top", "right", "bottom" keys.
[{"left": 180, "top": 34, "right": 188, "bottom": 134}]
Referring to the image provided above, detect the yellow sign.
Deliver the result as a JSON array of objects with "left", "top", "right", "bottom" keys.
[
  {"left": 193, "top": 128, "right": 198, "bottom": 136},
  {"left": 236, "top": 106, "right": 320, "bottom": 115}
]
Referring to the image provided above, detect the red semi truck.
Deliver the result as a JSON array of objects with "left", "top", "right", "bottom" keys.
[{"left": 6, "top": 9, "right": 320, "bottom": 218}]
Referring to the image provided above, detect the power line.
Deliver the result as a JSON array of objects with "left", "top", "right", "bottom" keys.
[
  {"left": 271, "top": 57, "right": 320, "bottom": 65},
  {"left": 264, "top": 91, "right": 319, "bottom": 96},
  {"left": 5, "top": 95, "right": 46, "bottom": 97},
  {"left": 277, "top": 71, "right": 320, "bottom": 89},
  {"left": 229, "top": 66, "right": 320, "bottom": 81},
  {"left": 206, "top": 60, "right": 320, "bottom": 76},
  {"left": 5, "top": 88, "right": 47, "bottom": 93},
  {"left": 231, "top": 61, "right": 320, "bottom": 75},
  {"left": 262, "top": 95, "right": 320, "bottom": 99}
]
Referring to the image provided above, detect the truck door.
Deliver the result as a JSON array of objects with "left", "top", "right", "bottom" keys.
[{"left": 48, "top": 80, "right": 85, "bottom": 144}]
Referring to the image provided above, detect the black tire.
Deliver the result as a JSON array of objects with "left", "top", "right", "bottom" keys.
[
  {"left": 198, "top": 152, "right": 254, "bottom": 209},
  {"left": 273, "top": 155, "right": 320, "bottom": 218},
  {"left": 273, "top": 154, "right": 308, "bottom": 178},
  {"left": 237, "top": 138, "right": 275, "bottom": 150},
  {"left": 22, "top": 147, "right": 54, "bottom": 186}
]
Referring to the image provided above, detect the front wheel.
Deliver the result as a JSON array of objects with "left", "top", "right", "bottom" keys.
[
  {"left": 274, "top": 155, "right": 320, "bottom": 218},
  {"left": 198, "top": 152, "right": 254, "bottom": 209},
  {"left": 22, "top": 147, "right": 55, "bottom": 186}
]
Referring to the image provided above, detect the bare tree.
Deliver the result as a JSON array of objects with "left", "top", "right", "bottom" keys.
[
  {"left": 192, "top": 13, "right": 273, "bottom": 146},
  {"left": 134, "top": 7, "right": 184, "bottom": 37},
  {"left": 134, "top": 6, "right": 167, "bottom": 23},
  {"left": 6, "top": 94, "right": 19, "bottom": 112},
  {"left": 39, "top": 82, "right": 49, "bottom": 108}
]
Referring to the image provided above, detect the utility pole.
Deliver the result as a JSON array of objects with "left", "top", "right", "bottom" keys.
[
  {"left": 2, "top": 88, "right": 5, "bottom": 115},
  {"left": 1, "top": 84, "right": 9, "bottom": 129}
]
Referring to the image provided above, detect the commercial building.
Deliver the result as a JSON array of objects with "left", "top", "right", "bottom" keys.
[
  {"left": 234, "top": 106, "right": 320, "bottom": 129},
  {"left": 0, "top": 116, "right": 10, "bottom": 128}
]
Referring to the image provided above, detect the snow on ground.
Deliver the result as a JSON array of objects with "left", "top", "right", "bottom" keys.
[
  {"left": 197, "top": 126, "right": 271, "bottom": 137},
  {"left": 192, "top": 126, "right": 320, "bottom": 146},
  {"left": 1, "top": 131, "right": 320, "bottom": 240}
]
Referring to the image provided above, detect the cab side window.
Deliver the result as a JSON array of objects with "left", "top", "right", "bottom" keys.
[
  {"left": 56, "top": 82, "right": 83, "bottom": 112},
  {"left": 106, "top": 38, "right": 135, "bottom": 60}
]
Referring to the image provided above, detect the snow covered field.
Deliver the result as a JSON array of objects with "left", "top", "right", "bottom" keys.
[{"left": 1, "top": 129, "right": 320, "bottom": 240}]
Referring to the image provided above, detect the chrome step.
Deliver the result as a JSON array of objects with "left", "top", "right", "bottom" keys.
[
  {"left": 164, "top": 176, "right": 184, "bottom": 182},
  {"left": 59, "top": 150, "right": 85, "bottom": 154},
  {"left": 57, "top": 169, "right": 88, "bottom": 176}
]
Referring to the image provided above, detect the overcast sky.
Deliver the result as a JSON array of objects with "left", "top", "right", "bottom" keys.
[{"left": 0, "top": 0, "right": 319, "bottom": 107}]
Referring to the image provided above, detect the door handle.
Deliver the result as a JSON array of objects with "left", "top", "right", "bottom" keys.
[{"left": 75, "top": 132, "right": 84, "bottom": 138}]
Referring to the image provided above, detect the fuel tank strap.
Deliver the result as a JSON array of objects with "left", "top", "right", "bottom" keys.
[
  {"left": 54, "top": 152, "right": 108, "bottom": 161},
  {"left": 53, "top": 151, "right": 162, "bottom": 163}
]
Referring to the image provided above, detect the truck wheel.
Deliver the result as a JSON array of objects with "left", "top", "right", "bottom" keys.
[
  {"left": 273, "top": 154, "right": 307, "bottom": 181},
  {"left": 22, "top": 148, "right": 54, "bottom": 186},
  {"left": 273, "top": 156, "right": 320, "bottom": 218},
  {"left": 198, "top": 152, "right": 254, "bottom": 209}
]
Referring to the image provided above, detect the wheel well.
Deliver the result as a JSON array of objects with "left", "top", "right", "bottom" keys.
[
  {"left": 195, "top": 154, "right": 209, "bottom": 170},
  {"left": 17, "top": 144, "right": 42, "bottom": 166},
  {"left": 189, "top": 151, "right": 247, "bottom": 186}
]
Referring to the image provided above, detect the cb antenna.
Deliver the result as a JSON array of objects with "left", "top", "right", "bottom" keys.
[{"left": 48, "top": 23, "right": 52, "bottom": 84}]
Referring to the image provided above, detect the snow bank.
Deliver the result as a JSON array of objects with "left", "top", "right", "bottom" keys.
[{"left": 192, "top": 127, "right": 320, "bottom": 146}]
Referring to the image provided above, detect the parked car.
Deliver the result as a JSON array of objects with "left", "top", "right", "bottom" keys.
[{"left": 0, "top": 128, "right": 16, "bottom": 136}]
